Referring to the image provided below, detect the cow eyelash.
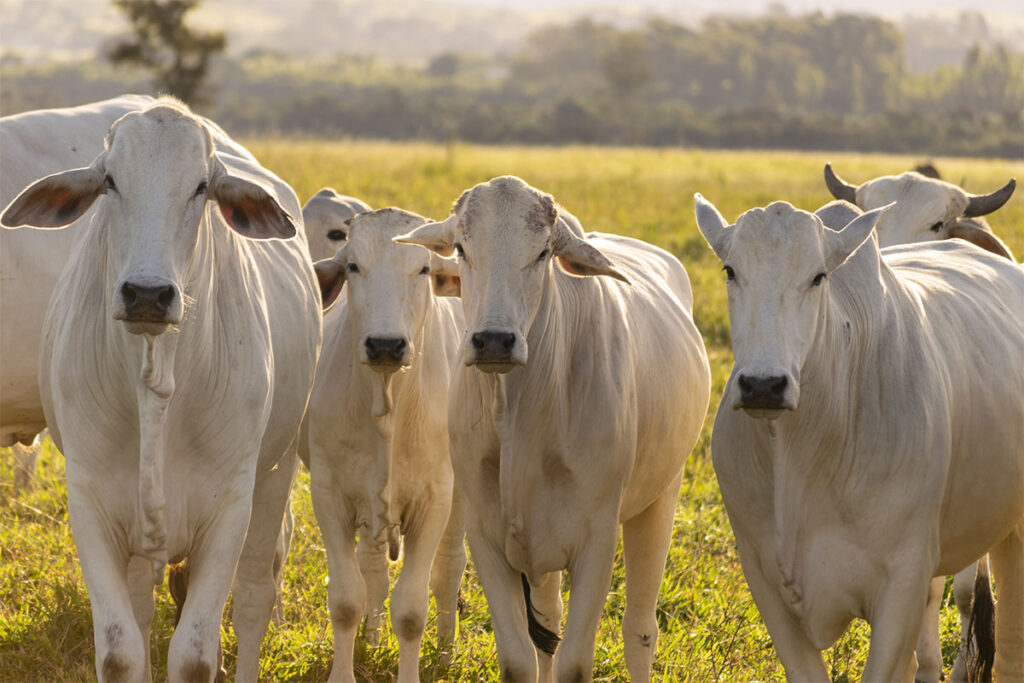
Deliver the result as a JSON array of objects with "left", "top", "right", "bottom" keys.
[
  {"left": 194, "top": 181, "right": 208, "bottom": 196},
  {"left": 326, "top": 229, "right": 346, "bottom": 241},
  {"left": 929, "top": 221, "right": 943, "bottom": 232},
  {"left": 104, "top": 174, "right": 117, "bottom": 192},
  {"left": 723, "top": 265, "right": 735, "bottom": 281},
  {"left": 812, "top": 272, "right": 826, "bottom": 286},
  {"left": 536, "top": 248, "right": 550, "bottom": 263}
]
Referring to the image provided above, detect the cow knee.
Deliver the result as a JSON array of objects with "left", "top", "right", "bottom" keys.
[
  {"left": 98, "top": 622, "right": 143, "bottom": 683},
  {"left": 100, "top": 651, "right": 133, "bottom": 683},
  {"left": 181, "top": 658, "right": 213, "bottom": 683},
  {"left": 331, "top": 600, "right": 362, "bottom": 630},
  {"left": 395, "top": 612, "right": 424, "bottom": 642}
]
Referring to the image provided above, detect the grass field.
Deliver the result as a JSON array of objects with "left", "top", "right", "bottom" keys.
[{"left": 2, "top": 143, "right": 1022, "bottom": 682}]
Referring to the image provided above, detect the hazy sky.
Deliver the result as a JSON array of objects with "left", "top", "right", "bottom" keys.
[{"left": 461, "top": 0, "right": 1024, "bottom": 17}]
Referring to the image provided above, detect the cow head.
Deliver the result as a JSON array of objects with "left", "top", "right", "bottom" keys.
[
  {"left": 695, "top": 194, "right": 889, "bottom": 418},
  {"left": 301, "top": 188, "right": 372, "bottom": 262},
  {"left": 313, "top": 208, "right": 458, "bottom": 371},
  {"left": 824, "top": 163, "right": 1015, "bottom": 259},
  {"left": 395, "top": 175, "right": 626, "bottom": 373},
  {"left": 0, "top": 100, "right": 295, "bottom": 336}
]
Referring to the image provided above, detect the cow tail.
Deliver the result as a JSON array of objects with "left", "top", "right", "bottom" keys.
[
  {"left": 521, "top": 574, "right": 560, "bottom": 656},
  {"left": 966, "top": 564, "right": 995, "bottom": 683},
  {"left": 168, "top": 558, "right": 190, "bottom": 626}
]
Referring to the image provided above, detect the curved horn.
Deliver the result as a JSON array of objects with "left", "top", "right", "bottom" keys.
[
  {"left": 964, "top": 178, "right": 1016, "bottom": 217},
  {"left": 824, "top": 163, "right": 857, "bottom": 203}
]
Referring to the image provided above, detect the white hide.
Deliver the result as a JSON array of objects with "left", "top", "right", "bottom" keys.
[
  {"left": 304, "top": 208, "right": 466, "bottom": 683},
  {"left": 1, "top": 100, "right": 321, "bottom": 683},
  {"left": 825, "top": 164, "right": 1017, "bottom": 260},
  {"left": 301, "top": 187, "right": 372, "bottom": 261},
  {"left": 0, "top": 95, "right": 155, "bottom": 448},
  {"left": 396, "top": 176, "right": 711, "bottom": 683},
  {"left": 695, "top": 196, "right": 1024, "bottom": 682}
]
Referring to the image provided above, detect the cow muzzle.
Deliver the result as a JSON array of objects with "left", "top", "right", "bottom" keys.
[
  {"left": 466, "top": 329, "right": 525, "bottom": 373},
  {"left": 115, "top": 278, "right": 180, "bottom": 335},
  {"left": 734, "top": 372, "right": 797, "bottom": 417},
  {"left": 363, "top": 336, "right": 410, "bottom": 370}
]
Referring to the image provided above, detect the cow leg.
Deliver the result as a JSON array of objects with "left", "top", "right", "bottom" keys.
[
  {"left": 312, "top": 477, "right": 362, "bottom": 683},
  {"left": 272, "top": 503, "right": 295, "bottom": 627},
  {"left": 990, "top": 522, "right": 1024, "bottom": 682},
  {"left": 126, "top": 555, "right": 155, "bottom": 682},
  {"left": 914, "top": 576, "right": 946, "bottom": 683},
  {"left": 529, "top": 571, "right": 563, "bottom": 683},
  {"left": 356, "top": 532, "right": 389, "bottom": 647},
  {"left": 167, "top": 494, "right": 253, "bottom": 683},
  {"left": 466, "top": 529, "right": 538, "bottom": 682},
  {"left": 735, "top": 536, "right": 829, "bottom": 680},
  {"left": 391, "top": 496, "right": 451, "bottom": 683},
  {"left": 232, "top": 451, "right": 299, "bottom": 683},
  {"left": 621, "top": 472, "right": 681, "bottom": 682},
  {"left": 948, "top": 560, "right": 980, "bottom": 683},
  {"left": 429, "top": 484, "right": 467, "bottom": 668},
  {"left": 12, "top": 436, "right": 41, "bottom": 495},
  {"left": 69, "top": 495, "right": 147, "bottom": 682},
  {"left": 555, "top": 517, "right": 619, "bottom": 683},
  {"left": 862, "top": 570, "right": 932, "bottom": 683}
]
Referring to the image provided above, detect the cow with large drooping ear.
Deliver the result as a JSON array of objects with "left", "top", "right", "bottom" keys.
[
  {"left": 396, "top": 176, "right": 628, "bottom": 371},
  {"left": 301, "top": 188, "right": 372, "bottom": 261}
]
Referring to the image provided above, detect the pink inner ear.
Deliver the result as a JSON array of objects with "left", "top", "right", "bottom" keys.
[
  {"left": 321, "top": 279, "right": 344, "bottom": 310},
  {"left": 557, "top": 255, "right": 585, "bottom": 276}
]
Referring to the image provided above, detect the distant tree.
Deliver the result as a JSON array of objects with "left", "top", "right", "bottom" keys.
[
  {"left": 107, "top": 0, "right": 226, "bottom": 105},
  {"left": 427, "top": 52, "right": 460, "bottom": 78}
]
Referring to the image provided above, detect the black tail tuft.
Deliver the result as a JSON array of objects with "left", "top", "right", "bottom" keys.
[
  {"left": 521, "top": 573, "right": 560, "bottom": 656},
  {"left": 168, "top": 558, "right": 190, "bottom": 627},
  {"left": 966, "top": 568, "right": 995, "bottom": 683}
]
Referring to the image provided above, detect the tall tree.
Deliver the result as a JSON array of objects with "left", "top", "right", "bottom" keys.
[{"left": 108, "top": 0, "right": 226, "bottom": 105}]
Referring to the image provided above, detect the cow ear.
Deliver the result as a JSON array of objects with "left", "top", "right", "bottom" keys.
[
  {"left": 302, "top": 188, "right": 371, "bottom": 240},
  {"left": 823, "top": 203, "right": 892, "bottom": 271},
  {"left": 313, "top": 252, "right": 347, "bottom": 310},
  {"left": 394, "top": 215, "right": 456, "bottom": 256},
  {"left": 694, "top": 193, "right": 733, "bottom": 261},
  {"left": 947, "top": 222, "right": 1015, "bottom": 261},
  {"left": 551, "top": 215, "right": 629, "bottom": 283},
  {"left": 429, "top": 252, "right": 461, "bottom": 297},
  {"left": 1, "top": 159, "right": 105, "bottom": 229},
  {"left": 210, "top": 159, "right": 296, "bottom": 240}
]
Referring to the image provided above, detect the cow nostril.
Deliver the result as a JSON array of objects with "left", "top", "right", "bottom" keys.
[
  {"left": 501, "top": 333, "right": 515, "bottom": 350},
  {"left": 365, "top": 338, "right": 379, "bottom": 359},
  {"left": 157, "top": 286, "right": 175, "bottom": 311},
  {"left": 471, "top": 333, "right": 486, "bottom": 351},
  {"left": 770, "top": 376, "right": 788, "bottom": 397},
  {"left": 122, "top": 282, "right": 137, "bottom": 307},
  {"left": 738, "top": 375, "right": 753, "bottom": 395}
]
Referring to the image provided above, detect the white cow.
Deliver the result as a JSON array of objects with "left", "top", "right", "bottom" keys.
[
  {"left": 0, "top": 95, "right": 155, "bottom": 493},
  {"left": 828, "top": 161, "right": 1014, "bottom": 683},
  {"left": 396, "top": 176, "right": 711, "bottom": 682},
  {"left": 694, "top": 195, "right": 1024, "bottom": 682},
  {"left": 824, "top": 163, "right": 1016, "bottom": 260},
  {"left": 0, "top": 99, "right": 321, "bottom": 682},
  {"left": 304, "top": 208, "right": 466, "bottom": 683},
  {"left": 301, "top": 187, "right": 372, "bottom": 261}
]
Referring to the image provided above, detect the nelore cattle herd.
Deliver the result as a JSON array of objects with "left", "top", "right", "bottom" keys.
[{"left": 0, "top": 95, "right": 1020, "bottom": 683}]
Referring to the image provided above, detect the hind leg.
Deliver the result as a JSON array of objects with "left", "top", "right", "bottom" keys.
[
  {"left": 12, "top": 435, "right": 41, "bottom": 495},
  {"left": 621, "top": 471, "right": 681, "bottom": 682},
  {"left": 990, "top": 523, "right": 1024, "bottom": 682},
  {"left": 356, "top": 532, "right": 389, "bottom": 647},
  {"left": 949, "top": 560, "right": 983, "bottom": 683},
  {"left": 529, "top": 571, "right": 562, "bottom": 683},
  {"left": 430, "top": 485, "right": 466, "bottom": 668},
  {"left": 914, "top": 576, "right": 946, "bottom": 683},
  {"left": 127, "top": 556, "right": 155, "bottom": 682}
]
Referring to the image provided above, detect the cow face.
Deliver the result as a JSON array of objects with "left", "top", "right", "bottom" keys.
[
  {"left": 301, "top": 188, "right": 372, "bottom": 262},
  {"left": 313, "top": 208, "right": 457, "bottom": 371},
  {"left": 695, "top": 195, "right": 887, "bottom": 418},
  {"left": 0, "top": 101, "right": 295, "bottom": 336},
  {"left": 825, "top": 164, "right": 1015, "bottom": 259},
  {"left": 395, "top": 176, "right": 625, "bottom": 373}
]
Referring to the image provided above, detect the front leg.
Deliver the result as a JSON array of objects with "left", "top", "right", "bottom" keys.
[
  {"left": 862, "top": 569, "right": 933, "bottom": 683},
  {"left": 555, "top": 516, "right": 619, "bottom": 683}
]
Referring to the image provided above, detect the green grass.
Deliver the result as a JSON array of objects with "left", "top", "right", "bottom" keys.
[{"left": 2, "top": 143, "right": 1021, "bottom": 682}]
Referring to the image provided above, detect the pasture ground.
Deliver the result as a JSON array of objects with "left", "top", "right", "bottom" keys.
[{"left": 2, "top": 143, "right": 1022, "bottom": 681}]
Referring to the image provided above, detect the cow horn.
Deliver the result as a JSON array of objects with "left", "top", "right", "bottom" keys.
[
  {"left": 824, "top": 163, "right": 857, "bottom": 203},
  {"left": 964, "top": 178, "right": 1016, "bottom": 217}
]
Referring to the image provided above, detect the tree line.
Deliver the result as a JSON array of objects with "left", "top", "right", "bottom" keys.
[{"left": 1, "top": 10, "right": 1021, "bottom": 157}]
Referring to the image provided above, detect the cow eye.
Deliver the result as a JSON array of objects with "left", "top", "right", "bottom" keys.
[
  {"left": 327, "top": 229, "right": 346, "bottom": 241},
  {"left": 929, "top": 221, "right": 943, "bottom": 232},
  {"left": 454, "top": 243, "right": 465, "bottom": 258},
  {"left": 419, "top": 265, "right": 429, "bottom": 275},
  {"left": 536, "top": 248, "right": 550, "bottom": 263},
  {"left": 104, "top": 174, "right": 117, "bottom": 192},
  {"left": 194, "top": 180, "right": 207, "bottom": 196},
  {"left": 346, "top": 263, "right": 360, "bottom": 274},
  {"left": 812, "top": 272, "right": 826, "bottom": 286},
  {"left": 723, "top": 265, "right": 735, "bottom": 281}
]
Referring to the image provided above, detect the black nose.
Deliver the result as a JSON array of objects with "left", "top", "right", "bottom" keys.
[
  {"left": 121, "top": 281, "right": 176, "bottom": 322},
  {"left": 471, "top": 331, "right": 517, "bottom": 362},
  {"left": 365, "top": 337, "right": 408, "bottom": 364},
  {"left": 738, "top": 374, "right": 789, "bottom": 409}
]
